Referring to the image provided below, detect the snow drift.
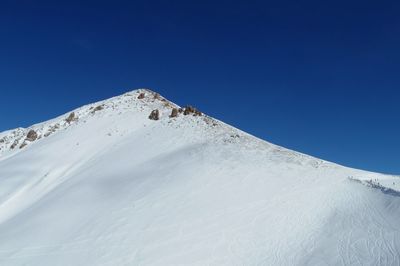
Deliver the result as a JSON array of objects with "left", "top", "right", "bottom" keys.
[{"left": 0, "top": 89, "right": 399, "bottom": 265}]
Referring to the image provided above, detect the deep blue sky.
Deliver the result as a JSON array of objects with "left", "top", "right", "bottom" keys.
[{"left": 1, "top": 0, "right": 399, "bottom": 174}]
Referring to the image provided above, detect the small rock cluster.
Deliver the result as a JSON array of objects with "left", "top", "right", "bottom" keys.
[
  {"left": 183, "top": 106, "right": 202, "bottom": 116},
  {"left": 11, "top": 129, "right": 39, "bottom": 149},
  {"left": 44, "top": 124, "right": 60, "bottom": 137},
  {"left": 13, "top": 110, "right": 81, "bottom": 150},
  {"left": 148, "top": 105, "right": 202, "bottom": 121}
]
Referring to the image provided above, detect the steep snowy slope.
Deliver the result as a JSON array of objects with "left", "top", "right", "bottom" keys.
[{"left": 0, "top": 89, "right": 399, "bottom": 265}]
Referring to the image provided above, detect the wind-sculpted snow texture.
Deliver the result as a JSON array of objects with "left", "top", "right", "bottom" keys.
[{"left": 0, "top": 89, "right": 399, "bottom": 265}]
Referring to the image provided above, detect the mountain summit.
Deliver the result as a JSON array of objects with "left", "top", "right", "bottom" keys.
[{"left": 0, "top": 89, "right": 399, "bottom": 265}]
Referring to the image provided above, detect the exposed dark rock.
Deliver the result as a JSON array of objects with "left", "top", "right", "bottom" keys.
[
  {"left": 26, "top": 130, "right": 38, "bottom": 142},
  {"left": 148, "top": 109, "right": 160, "bottom": 120},
  {"left": 137, "top": 92, "right": 145, "bottom": 99},
  {"left": 183, "top": 106, "right": 202, "bottom": 116},
  {"left": 91, "top": 105, "right": 104, "bottom": 114},
  {"left": 10, "top": 140, "right": 18, "bottom": 150},
  {"left": 194, "top": 110, "right": 202, "bottom": 116},
  {"left": 170, "top": 108, "right": 179, "bottom": 118},
  {"left": 66, "top": 112, "right": 77, "bottom": 123},
  {"left": 183, "top": 106, "right": 192, "bottom": 115}
]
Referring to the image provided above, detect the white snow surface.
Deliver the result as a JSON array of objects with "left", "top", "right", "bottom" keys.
[{"left": 0, "top": 89, "right": 399, "bottom": 265}]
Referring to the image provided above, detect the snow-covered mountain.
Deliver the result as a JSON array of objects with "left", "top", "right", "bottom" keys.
[{"left": 0, "top": 89, "right": 399, "bottom": 265}]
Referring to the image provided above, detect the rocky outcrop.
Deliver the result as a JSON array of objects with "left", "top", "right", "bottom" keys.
[
  {"left": 183, "top": 106, "right": 202, "bottom": 116},
  {"left": 91, "top": 105, "right": 104, "bottom": 114},
  {"left": 1, "top": 89, "right": 208, "bottom": 155},
  {"left": 149, "top": 109, "right": 160, "bottom": 120},
  {"left": 170, "top": 108, "right": 179, "bottom": 118},
  {"left": 26, "top": 130, "right": 38, "bottom": 142},
  {"left": 66, "top": 112, "right": 77, "bottom": 123}
]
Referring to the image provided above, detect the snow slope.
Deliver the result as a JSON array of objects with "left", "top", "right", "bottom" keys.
[{"left": 0, "top": 89, "right": 399, "bottom": 265}]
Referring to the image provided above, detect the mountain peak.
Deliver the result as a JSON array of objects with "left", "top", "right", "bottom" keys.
[{"left": 0, "top": 89, "right": 212, "bottom": 156}]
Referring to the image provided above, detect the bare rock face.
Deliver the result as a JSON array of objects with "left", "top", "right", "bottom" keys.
[
  {"left": 170, "top": 108, "right": 179, "bottom": 118},
  {"left": 26, "top": 130, "right": 38, "bottom": 142},
  {"left": 66, "top": 112, "right": 77, "bottom": 123},
  {"left": 137, "top": 92, "right": 145, "bottom": 99},
  {"left": 149, "top": 109, "right": 160, "bottom": 120},
  {"left": 183, "top": 106, "right": 202, "bottom": 116}
]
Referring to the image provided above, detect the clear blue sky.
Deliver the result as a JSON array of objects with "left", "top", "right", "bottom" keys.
[{"left": 1, "top": 0, "right": 399, "bottom": 174}]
